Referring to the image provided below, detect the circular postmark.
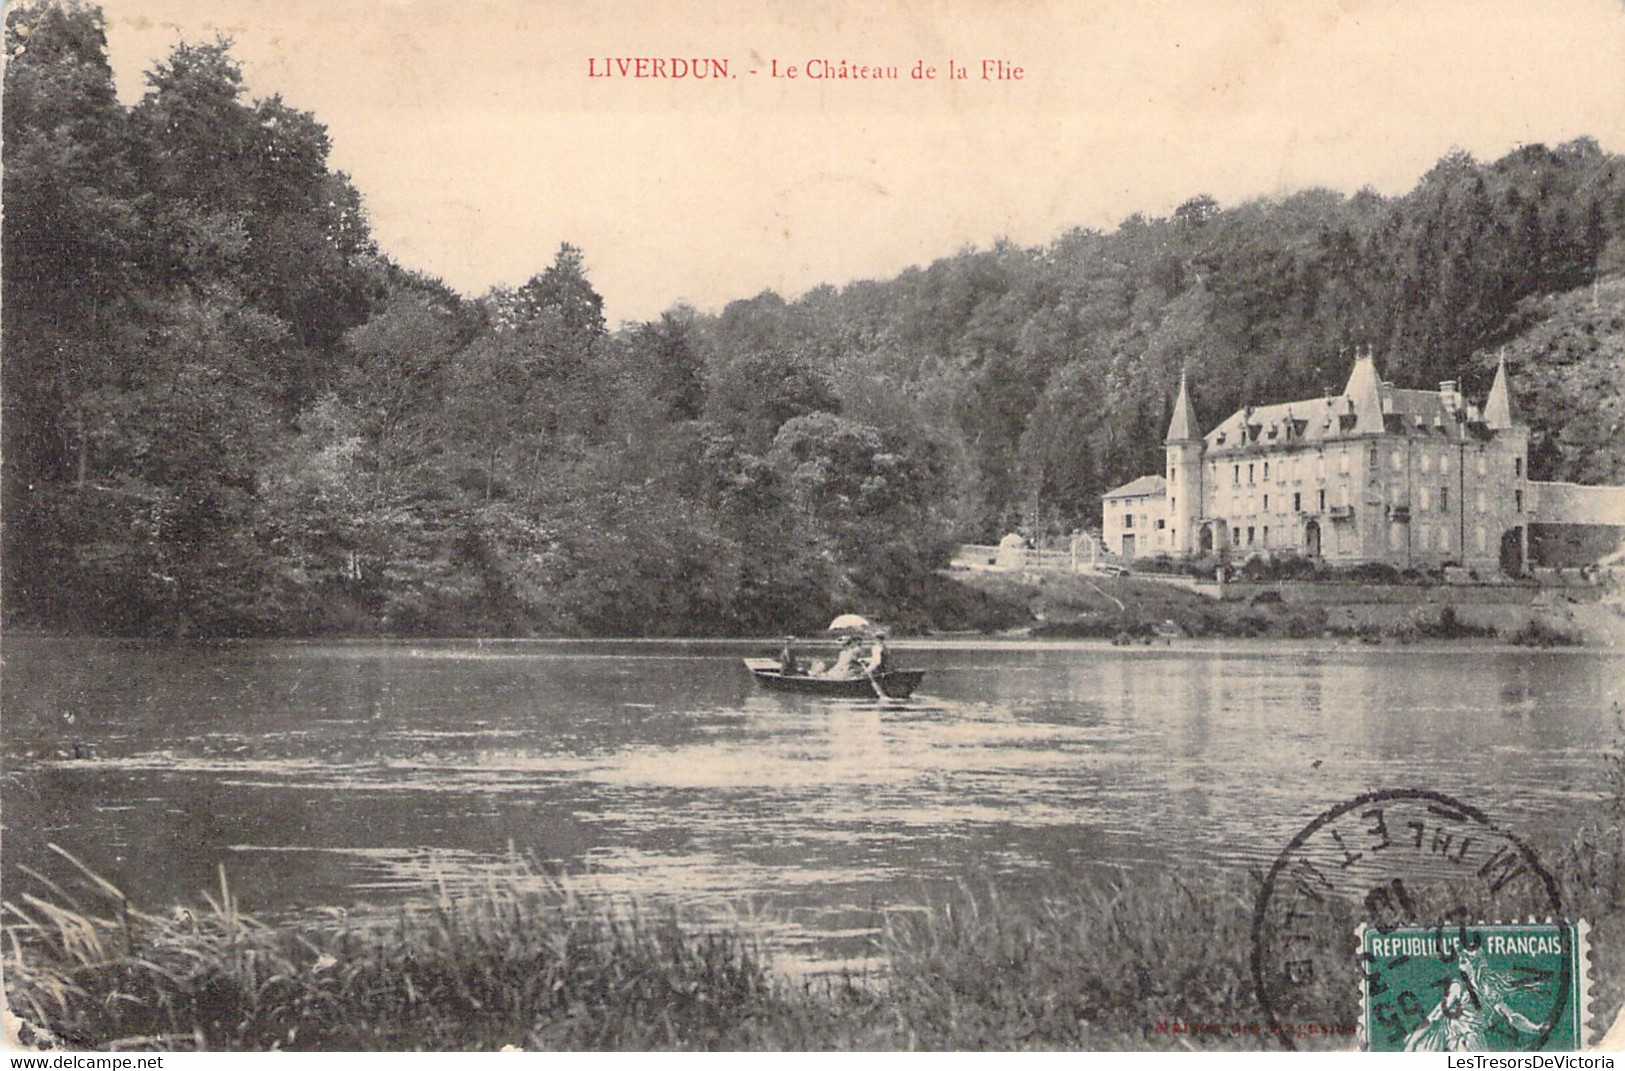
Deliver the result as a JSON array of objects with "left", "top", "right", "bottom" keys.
[{"left": 1251, "top": 788, "right": 1570, "bottom": 1051}]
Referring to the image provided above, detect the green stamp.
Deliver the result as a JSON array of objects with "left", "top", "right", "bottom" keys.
[{"left": 1359, "top": 921, "right": 1591, "bottom": 1052}]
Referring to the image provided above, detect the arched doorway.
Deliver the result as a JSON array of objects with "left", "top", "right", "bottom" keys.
[
  {"left": 1304, "top": 520, "right": 1322, "bottom": 558},
  {"left": 1199, "top": 524, "right": 1214, "bottom": 554},
  {"left": 1499, "top": 527, "right": 1524, "bottom": 577}
]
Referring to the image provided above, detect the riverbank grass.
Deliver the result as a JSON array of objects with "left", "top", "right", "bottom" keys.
[
  {"left": 6, "top": 853, "right": 1358, "bottom": 1051},
  {"left": 10, "top": 826, "right": 1625, "bottom": 1050}
]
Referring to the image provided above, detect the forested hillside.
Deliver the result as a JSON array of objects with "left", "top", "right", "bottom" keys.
[
  {"left": 5, "top": 2, "right": 1623, "bottom": 637},
  {"left": 1491, "top": 277, "right": 1625, "bottom": 488}
]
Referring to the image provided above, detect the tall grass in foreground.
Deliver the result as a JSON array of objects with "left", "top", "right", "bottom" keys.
[
  {"left": 3, "top": 857, "right": 1353, "bottom": 1051},
  {"left": 5, "top": 847, "right": 792, "bottom": 1050},
  {"left": 11, "top": 815, "right": 1625, "bottom": 1050}
]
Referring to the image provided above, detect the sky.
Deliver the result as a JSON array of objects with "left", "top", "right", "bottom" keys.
[{"left": 88, "top": 0, "right": 1625, "bottom": 325}]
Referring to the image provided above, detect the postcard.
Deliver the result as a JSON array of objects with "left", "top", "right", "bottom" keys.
[{"left": 4, "top": 0, "right": 1624, "bottom": 1054}]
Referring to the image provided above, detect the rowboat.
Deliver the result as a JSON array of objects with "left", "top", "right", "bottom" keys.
[{"left": 742, "top": 658, "right": 925, "bottom": 699}]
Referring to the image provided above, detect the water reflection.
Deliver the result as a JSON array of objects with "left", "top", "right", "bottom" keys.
[{"left": 3, "top": 638, "right": 1619, "bottom": 969}]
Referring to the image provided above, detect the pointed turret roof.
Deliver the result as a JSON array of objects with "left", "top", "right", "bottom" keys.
[
  {"left": 1165, "top": 371, "right": 1201, "bottom": 444},
  {"left": 1342, "top": 345, "right": 1385, "bottom": 433},
  {"left": 1483, "top": 353, "right": 1519, "bottom": 429}
]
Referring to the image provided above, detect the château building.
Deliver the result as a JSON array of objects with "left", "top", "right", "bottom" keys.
[{"left": 1101, "top": 348, "right": 1534, "bottom": 574}]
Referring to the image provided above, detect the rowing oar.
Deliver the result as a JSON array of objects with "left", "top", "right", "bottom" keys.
[{"left": 864, "top": 659, "right": 904, "bottom": 706}]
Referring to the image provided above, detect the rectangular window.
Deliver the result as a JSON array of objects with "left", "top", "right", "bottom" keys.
[
  {"left": 1263, "top": 461, "right": 1270, "bottom": 480},
  {"left": 1293, "top": 492, "right": 1301, "bottom": 512},
  {"left": 1262, "top": 525, "right": 1270, "bottom": 545},
  {"left": 1248, "top": 463, "right": 1255, "bottom": 484},
  {"left": 1419, "top": 487, "right": 1431, "bottom": 511},
  {"left": 1318, "top": 489, "right": 1326, "bottom": 511},
  {"left": 1477, "top": 454, "right": 1487, "bottom": 476},
  {"left": 1476, "top": 489, "right": 1486, "bottom": 512},
  {"left": 1156, "top": 518, "right": 1165, "bottom": 530},
  {"left": 1370, "top": 445, "right": 1380, "bottom": 467},
  {"left": 1440, "top": 487, "right": 1449, "bottom": 511},
  {"left": 1392, "top": 450, "right": 1403, "bottom": 471},
  {"left": 1514, "top": 489, "right": 1523, "bottom": 512},
  {"left": 1421, "top": 452, "right": 1432, "bottom": 473},
  {"left": 1123, "top": 514, "right": 1133, "bottom": 529},
  {"left": 1263, "top": 494, "right": 1269, "bottom": 512},
  {"left": 1388, "top": 524, "right": 1403, "bottom": 551},
  {"left": 1247, "top": 526, "right": 1255, "bottom": 545},
  {"left": 1476, "top": 526, "right": 1487, "bottom": 553},
  {"left": 1170, "top": 497, "right": 1176, "bottom": 512},
  {"left": 1515, "top": 457, "right": 1523, "bottom": 477},
  {"left": 1233, "top": 465, "right": 1240, "bottom": 486},
  {"left": 1441, "top": 452, "right": 1450, "bottom": 474},
  {"left": 1232, "top": 526, "right": 1241, "bottom": 545}
]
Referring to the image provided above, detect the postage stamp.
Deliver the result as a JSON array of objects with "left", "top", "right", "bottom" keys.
[
  {"left": 1252, "top": 788, "right": 1590, "bottom": 1051},
  {"left": 1359, "top": 921, "right": 1591, "bottom": 1052}
]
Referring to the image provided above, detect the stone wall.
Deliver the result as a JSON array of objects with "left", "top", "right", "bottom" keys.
[
  {"left": 1530, "top": 481, "right": 1625, "bottom": 525},
  {"left": 1240, "top": 581, "right": 1550, "bottom": 605}
]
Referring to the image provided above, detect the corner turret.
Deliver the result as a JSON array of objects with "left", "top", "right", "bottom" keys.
[{"left": 1163, "top": 369, "right": 1204, "bottom": 555}]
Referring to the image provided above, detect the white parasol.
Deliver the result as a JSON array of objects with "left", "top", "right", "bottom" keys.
[{"left": 826, "top": 613, "right": 873, "bottom": 632}]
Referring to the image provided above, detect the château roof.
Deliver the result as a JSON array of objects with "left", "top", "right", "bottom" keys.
[
  {"left": 1103, "top": 475, "right": 1167, "bottom": 500},
  {"left": 1203, "top": 346, "right": 1495, "bottom": 455}
]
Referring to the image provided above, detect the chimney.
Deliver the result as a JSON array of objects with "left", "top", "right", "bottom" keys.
[{"left": 1439, "top": 380, "right": 1461, "bottom": 413}]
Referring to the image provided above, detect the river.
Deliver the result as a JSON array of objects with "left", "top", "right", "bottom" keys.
[{"left": 3, "top": 638, "right": 1620, "bottom": 970}]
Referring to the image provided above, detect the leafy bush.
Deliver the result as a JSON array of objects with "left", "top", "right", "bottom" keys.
[
  {"left": 1343, "top": 562, "right": 1404, "bottom": 584},
  {"left": 1505, "top": 618, "right": 1583, "bottom": 647},
  {"left": 1411, "top": 605, "right": 1498, "bottom": 639}
]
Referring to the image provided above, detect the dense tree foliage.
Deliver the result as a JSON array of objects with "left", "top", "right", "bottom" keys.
[{"left": 5, "top": 3, "right": 1622, "bottom": 635}]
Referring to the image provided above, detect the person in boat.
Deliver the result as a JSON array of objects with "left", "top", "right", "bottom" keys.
[
  {"left": 864, "top": 631, "right": 891, "bottom": 675},
  {"left": 824, "top": 635, "right": 863, "bottom": 679},
  {"left": 777, "top": 635, "right": 802, "bottom": 676}
]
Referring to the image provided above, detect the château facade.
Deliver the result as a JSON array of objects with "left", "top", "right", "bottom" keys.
[{"left": 1102, "top": 348, "right": 1533, "bottom": 573}]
